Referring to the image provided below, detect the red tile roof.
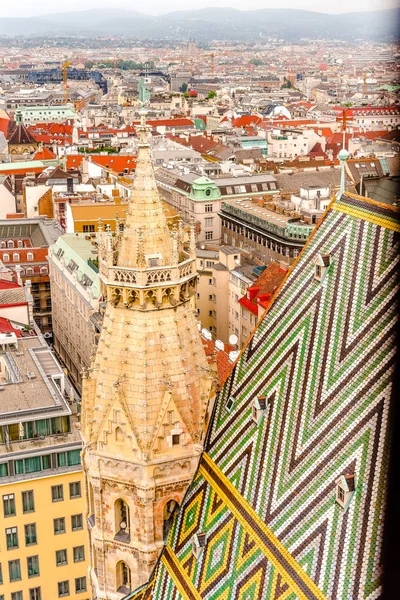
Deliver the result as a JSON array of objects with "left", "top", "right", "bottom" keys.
[
  {"left": 33, "top": 147, "right": 57, "bottom": 160},
  {"left": 239, "top": 263, "right": 287, "bottom": 314},
  {"left": 0, "top": 317, "right": 22, "bottom": 337}
]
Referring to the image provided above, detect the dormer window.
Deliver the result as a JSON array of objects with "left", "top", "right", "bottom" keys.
[
  {"left": 252, "top": 395, "right": 268, "bottom": 425},
  {"left": 226, "top": 396, "right": 235, "bottom": 412},
  {"left": 3, "top": 254, "right": 9, "bottom": 262},
  {"left": 13, "top": 253, "right": 20, "bottom": 262},
  {"left": 314, "top": 253, "right": 331, "bottom": 282},
  {"left": 27, "top": 252, "right": 34, "bottom": 261},
  {"left": 7, "top": 240, "right": 14, "bottom": 248},
  {"left": 335, "top": 473, "right": 355, "bottom": 512},
  {"left": 192, "top": 532, "right": 207, "bottom": 559}
]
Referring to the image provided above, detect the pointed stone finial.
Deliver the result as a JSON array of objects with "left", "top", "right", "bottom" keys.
[
  {"left": 172, "top": 226, "right": 179, "bottom": 265},
  {"left": 98, "top": 218, "right": 104, "bottom": 232},
  {"left": 136, "top": 228, "right": 146, "bottom": 268},
  {"left": 189, "top": 220, "right": 196, "bottom": 258}
]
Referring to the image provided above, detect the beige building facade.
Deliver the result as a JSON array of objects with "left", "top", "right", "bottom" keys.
[
  {"left": 48, "top": 235, "right": 102, "bottom": 392},
  {"left": 80, "top": 113, "right": 214, "bottom": 598}
]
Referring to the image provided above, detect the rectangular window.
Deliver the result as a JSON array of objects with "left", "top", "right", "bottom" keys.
[
  {"left": 22, "top": 491, "right": 35, "bottom": 513},
  {"left": 30, "top": 588, "right": 41, "bottom": 600},
  {"left": 73, "top": 546, "right": 85, "bottom": 563},
  {"left": 6, "top": 527, "right": 18, "bottom": 549},
  {"left": 82, "top": 225, "right": 95, "bottom": 233},
  {"left": 71, "top": 514, "right": 83, "bottom": 531},
  {"left": 11, "top": 593, "right": 22, "bottom": 600},
  {"left": 58, "top": 581, "right": 69, "bottom": 597},
  {"left": 25, "top": 523, "right": 37, "bottom": 546},
  {"left": 75, "top": 577, "right": 86, "bottom": 593},
  {"left": 42, "top": 455, "right": 51, "bottom": 470},
  {"left": 9, "top": 559, "right": 21, "bottom": 581},
  {"left": 205, "top": 217, "right": 213, "bottom": 227},
  {"left": 3, "top": 494, "right": 15, "bottom": 517},
  {"left": 54, "top": 518, "right": 66, "bottom": 535},
  {"left": 0, "top": 563, "right": 2, "bottom": 584},
  {"left": 205, "top": 204, "right": 213, "bottom": 212},
  {"left": 52, "top": 485, "right": 63, "bottom": 502},
  {"left": 69, "top": 482, "right": 81, "bottom": 499},
  {"left": 57, "top": 453, "right": 66, "bottom": 468},
  {"left": 0, "top": 463, "right": 8, "bottom": 477},
  {"left": 56, "top": 549, "right": 68, "bottom": 566},
  {"left": 25, "top": 457, "right": 41, "bottom": 474},
  {"left": 27, "top": 555, "right": 40, "bottom": 577},
  {"left": 205, "top": 231, "right": 213, "bottom": 240}
]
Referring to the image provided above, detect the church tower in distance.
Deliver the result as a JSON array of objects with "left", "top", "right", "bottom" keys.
[{"left": 80, "top": 110, "right": 214, "bottom": 599}]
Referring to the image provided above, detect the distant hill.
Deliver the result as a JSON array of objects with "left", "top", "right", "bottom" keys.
[{"left": 0, "top": 7, "right": 398, "bottom": 41}]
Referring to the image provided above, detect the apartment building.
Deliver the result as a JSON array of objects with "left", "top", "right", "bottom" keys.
[
  {"left": 156, "top": 167, "right": 278, "bottom": 245},
  {"left": 220, "top": 197, "right": 314, "bottom": 266},
  {"left": 196, "top": 246, "right": 258, "bottom": 343},
  {"left": 0, "top": 333, "right": 89, "bottom": 600},
  {"left": 48, "top": 234, "right": 102, "bottom": 393},
  {"left": 0, "top": 219, "right": 63, "bottom": 333}
]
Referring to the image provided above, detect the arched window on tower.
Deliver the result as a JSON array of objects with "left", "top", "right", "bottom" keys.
[
  {"left": 114, "top": 499, "right": 130, "bottom": 543},
  {"left": 163, "top": 499, "right": 179, "bottom": 542},
  {"left": 116, "top": 560, "right": 131, "bottom": 594}
]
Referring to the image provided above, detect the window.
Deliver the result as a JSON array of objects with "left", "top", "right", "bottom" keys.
[
  {"left": 56, "top": 550, "right": 68, "bottom": 566},
  {"left": 82, "top": 225, "right": 95, "bottom": 233},
  {"left": 205, "top": 217, "right": 213, "bottom": 227},
  {"left": 192, "top": 532, "right": 207, "bottom": 558},
  {"left": 7, "top": 240, "right": 14, "bottom": 248},
  {"left": 205, "top": 204, "right": 213, "bottom": 212},
  {"left": 9, "top": 559, "right": 21, "bottom": 581},
  {"left": 205, "top": 231, "right": 213, "bottom": 240},
  {"left": 2, "top": 254, "right": 9, "bottom": 262},
  {"left": 54, "top": 518, "right": 66, "bottom": 535},
  {"left": 0, "top": 563, "right": 2, "bottom": 584},
  {"left": 75, "top": 577, "right": 86, "bottom": 593},
  {"left": 71, "top": 514, "right": 83, "bottom": 531},
  {"left": 22, "top": 491, "right": 35, "bottom": 513},
  {"left": 6, "top": 527, "right": 18, "bottom": 549},
  {"left": 40, "top": 266, "right": 48, "bottom": 275},
  {"left": 226, "top": 396, "right": 235, "bottom": 412},
  {"left": 13, "top": 253, "right": 20, "bottom": 262},
  {"left": 172, "top": 434, "right": 180, "bottom": 446},
  {"left": 69, "top": 482, "right": 81, "bottom": 499},
  {"left": 338, "top": 487, "right": 345, "bottom": 502},
  {"left": 11, "top": 593, "right": 22, "bottom": 600},
  {"left": 58, "top": 581, "right": 69, "bottom": 597},
  {"left": 26, "top": 267, "right": 34, "bottom": 275},
  {"left": 205, "top": 260, "right": 214, "bottom": 268},
  {"left": 27, "top": 555, "right": 39, "bottom": 577},
  {"left": 52, "top": 485, "right": 63, "bottom": 502},
  {"left": 30, "top": 588, "right": 41, "bottom": 600},
  {"left": 25, "top": 523, "right": 37, "bottom": 546},
  {"left": 73, "top": 546, "right": 85, "bottom": 563},
  {"left": 208, "top": 294, "right": 213, "bottom": 301},
  {"left": 27, "top": 252, "right": 34, "bottom": 261},
  {"left": 3, "top": 494, "right": 16, "bottom": 517}
]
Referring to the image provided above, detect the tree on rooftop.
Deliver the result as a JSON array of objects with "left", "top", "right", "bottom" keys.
[
  {"left": 207, "top": 90, "right": 217, "bottom": 99},
  {"left": 180, "top": 83, "right": 188, "bottom": 93}
]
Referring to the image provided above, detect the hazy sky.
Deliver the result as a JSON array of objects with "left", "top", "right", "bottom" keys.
[{"left": 4, "top": 0, "right": 400, "bottom": 17}]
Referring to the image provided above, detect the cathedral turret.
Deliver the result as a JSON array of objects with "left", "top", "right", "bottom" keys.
[{"left": 81, "top": 106, "right": 214, "bottom": 599}]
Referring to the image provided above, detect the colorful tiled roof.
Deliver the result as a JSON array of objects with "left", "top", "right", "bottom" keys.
[{"left": 127, "top": 192, "right": 399, "bottom": 599}]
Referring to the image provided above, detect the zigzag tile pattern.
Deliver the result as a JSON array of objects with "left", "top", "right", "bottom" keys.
[{"left": 127, "top": 194, "right": 399, "bottom": 600}]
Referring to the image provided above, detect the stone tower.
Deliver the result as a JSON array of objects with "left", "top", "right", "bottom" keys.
[{"left": 80, "top": 111, "right": 214, "bottom": 599}]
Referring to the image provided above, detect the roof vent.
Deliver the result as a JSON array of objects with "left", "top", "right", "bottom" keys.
[{"left": 26, "top": 372, "right": 36, "bottom": 380}]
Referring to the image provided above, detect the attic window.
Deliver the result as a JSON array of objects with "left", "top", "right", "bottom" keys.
[
  {"left": 172, "top": 434, "right": 180, "bottom": 445},
  {"left": 335, "top": 473, "right": 355, "bottom": 511},
  {"left": 314, "top": 253, "right": 331, "bottom": 282},
  {"left": 226, "top": 396, "right": 235, "bottom": 412},
  {"left": 192, "top": 533, "right": 207, "bottom": 559},
  {"left": 252, "top": 395, "right": 268, "bottom": 425}
]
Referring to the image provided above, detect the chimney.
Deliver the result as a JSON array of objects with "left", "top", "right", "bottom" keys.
[
  {"left": 15, "top": 265, "right": 22, "bottom": 286},
  {"left": 24, "top": 280, "right": 35, "bottom": 325}
]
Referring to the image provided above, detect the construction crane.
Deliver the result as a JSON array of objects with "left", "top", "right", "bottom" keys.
[
  {"left": 363, "top": 72, "right": 367, "bottom": 96},
  {"left": 62, "top": 61, "right": 71, "bottom": 104}
]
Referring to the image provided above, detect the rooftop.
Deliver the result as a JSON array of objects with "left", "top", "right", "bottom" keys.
[{"left": 0, "top": 336, "right": 68, "bottom": 420}]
